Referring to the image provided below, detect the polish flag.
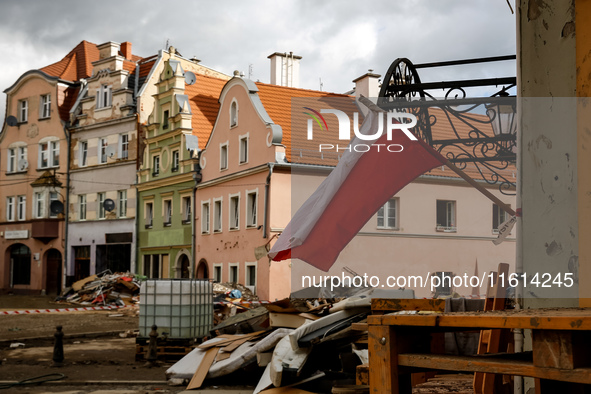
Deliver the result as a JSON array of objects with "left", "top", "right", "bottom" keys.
[{"left": 268, "top": 104, "right": 447, "bottom": 272}]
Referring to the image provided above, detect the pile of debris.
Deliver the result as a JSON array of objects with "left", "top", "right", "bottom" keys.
[
  {"left": 166, "top": 287, "right": 403, "bottom": 393},
  {"left": 213, "top": 282, "right": 261, "bottom": 327},
  {"left": 58, "top": 271, "right": 141, "bottom": 306}
]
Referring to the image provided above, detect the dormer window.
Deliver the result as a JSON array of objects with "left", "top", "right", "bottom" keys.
[
  {"left": 163, "top": 110, "right": 169, "bottom": 129},
  {"left": 96, "top": 85, "right": 112, "bottom": 109},
  {"left": 230, "top": 101, "right": 238, "bottom": 127},
  {"left": 19, "top": 100, "right": 28, "bottom": 122}
]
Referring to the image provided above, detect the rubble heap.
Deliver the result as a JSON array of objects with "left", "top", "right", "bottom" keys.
[{"left": 58, "top": 271, "right": 141, "bottom": 306}]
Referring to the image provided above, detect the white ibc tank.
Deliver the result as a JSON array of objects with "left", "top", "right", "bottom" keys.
[{"left": 139, "top": 279, "right": 213, "bottom": 338}]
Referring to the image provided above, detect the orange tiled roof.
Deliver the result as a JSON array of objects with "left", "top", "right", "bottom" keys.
[
  {"left": 40, "top": 40, "right": 100, "bottom": 81},
  {"left": 186, "top": 74, "right": 229, "bottom": 150}
]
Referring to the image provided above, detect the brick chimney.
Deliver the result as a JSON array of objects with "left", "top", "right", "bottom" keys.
[
  {"left": 268, "top": 52, "right": 302, "bottom": 88},
  {"left": 120, "top": 42, "right": 132, "bottom": 60}
]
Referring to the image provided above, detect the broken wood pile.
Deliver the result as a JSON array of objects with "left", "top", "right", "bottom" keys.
[
  {"left": 58, "top": 271, "right": 141, "bottom": 306},
  {"left": 413, "top": 374, "right": 474, "bottom": 393},
  {"left": 166, "top": 288, "right": 401, "bottom": 392}
]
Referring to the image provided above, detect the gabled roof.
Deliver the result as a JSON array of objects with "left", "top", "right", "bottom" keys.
[
  {"left": 186, "top": 74, "right": 229, "bottom": 150},
  {"left": 40, "top": 40, "right": 100, "bottom": 81}
]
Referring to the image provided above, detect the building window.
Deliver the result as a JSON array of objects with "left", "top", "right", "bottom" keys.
[
  {"left": 433, "top": 271, "right": 453, "bottom": 297},
  {"left": 163, "top": 199, "right": 172, "bottom": 226},
  {"left": 213, "top": 264, "right": 222, "bottom": 282},
  {"left": 98, "top": 138, "right": 108, "bottom": 164},
  {"left": 182, "top": 196, "right": 191, "bottom": 224},
  {"left": 201, "top": 202, "right": 210, "bottom": 233},
  {"left": 49, "top": 192, "right": 59, "bottom": 218},
  {"left": 40, "top": 94, "right": 51, "bottom": 118},
  {"left": 229, "top": 264, "right": 239, "bottom": 283},
  {"left": 163, "top": 110, "right": 169, "bottom": 129},
  {"left": 152, "top": 155, "right": 160, "bottom": 176},
  {"left": 7, "top": 148, "right": 16, "bottom": 173},
  {"left": 213, "top": 199, "right": 222, "bottom": 232},
  {"left": 118, "top": 190, "right": 127, "bottom": 218},
  {"left": 79, "top": 141, "right": 88, "bottom": 167},
  {"left": 98, "top": 192, "right": 106, "bottom": 219},
  {"left": 38, "top": 141, "right": 58, "bottom": 168},
  {"left": 78, "top": 195, "right": 87, "bottom": 220},
  {"left": 19, "top": 100, "right": 28, "bottom": 123},
  {"left": 17, "top": 195, "right": 26, "bottom": 221},
  {"left": 436, "top": 200, "right": 456, "bottom": 232},
  {"left": 246, "top": 263, "right": 256, "bottom": 293},
  {"left": 6, "top": 196, "right": 15, "bottom": 221},
  {"left": 145, "top": 202, "right": 153, "bottom": 228},
  {"left": 229, "top": 195, "right": 240, "bottom": 230},
  {"left": 493, "top": 204, "right": 510, "bottom": 234},
  {"left": 97, "top": 85, "right": 112, "bottom": 109},
  {"left": 377, "top": 198, "right": 398, "bottom": 229},
  {"left": 34, "top": 192, "right": 44, "bottom": 218},
  {"left": 220, "top": 143, "right": 228, "bottom": 170},
  {"left": 119, "top": 134, "right": 129, "bottom": 159},
  {"left": 239, "top": 135, "right": 248, "bottom": 164},
  {"left": 246, "top": 191, "right": 257, "bottom": 228},
  {"left": 143, "top": 254, "right": 161, "bottom": 279},
  {"left": 230, "top": 100, "right": 238, "bottom": 127},
  {"left": 172, "top": 150, "right": 179, "bottom": 172}
]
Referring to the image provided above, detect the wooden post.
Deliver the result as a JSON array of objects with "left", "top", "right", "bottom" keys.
[{"left": 368, "top": 324, "right": 411, "bottom": 393}]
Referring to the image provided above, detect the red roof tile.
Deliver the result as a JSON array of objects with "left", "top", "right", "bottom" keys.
[
  {"left": 186, "top": 74, "right": 228, "bottom": 150},
  {"left": 40, "top": 40, "right": 100, "bottom": 81}
]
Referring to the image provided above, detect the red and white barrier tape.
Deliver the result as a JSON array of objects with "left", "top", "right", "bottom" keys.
[
  {"left": 214, "top": 300, "right": 270, "bottom": 306},
  {"left": 1, "top": 305, "right": 127, "bottom": 315}
]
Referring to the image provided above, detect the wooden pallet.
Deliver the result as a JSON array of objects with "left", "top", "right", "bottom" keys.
[{"left": 135, "top": 337, "right": 196, "bottom": 362}]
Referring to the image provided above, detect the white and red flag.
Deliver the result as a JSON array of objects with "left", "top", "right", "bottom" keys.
[{"left": 269, "top": 104, "right": 447, "bottom": 271}]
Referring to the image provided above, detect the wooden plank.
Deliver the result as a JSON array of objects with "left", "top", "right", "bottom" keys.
[
  {"left": 371, "top": 298, "right": 445, "bottom": 313},
  {"left": 198, "top": 331, "right": 265, "bottom": 349},
  {"left": 532, "top": 330, "right": 591, "bottom": 369},
  {"left": 368, "top": 325, "right": 411, "bottom": 393},
  {"left": 356, "top": 363, "right": 369, "bottom": 385},
  {"left": 186, "top": 347, "right": 219, "bottom": 390},
  {"left": 221, "top": 337, "right": 251, "bottom": 352},
  {"left": 351, "top": 322, "right": 369, "bottom": 331},
  {"left": 215, "top": 351, "right": 232, "bottom": 362},
  {"left": 397, "top": 353, "right": 591, "bottom": 385},
  {"left": 269, "top": 312, "right": 309, "bottom": 328}
]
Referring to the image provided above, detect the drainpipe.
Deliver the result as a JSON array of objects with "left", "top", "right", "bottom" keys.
[
  {"left": 263, "top": 163, "right": 275, "bottom": 239},
  {"left": 191, "top": 152, "right": 203, "bottom": 277},
  {"left": 63, "top": 122, "right": 71, "bottom": 291}
]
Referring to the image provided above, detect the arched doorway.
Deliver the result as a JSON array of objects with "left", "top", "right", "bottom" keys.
[
  {"left": 195, "top": 259, "right": 209, "bottom": 279},
  {"left": 179, "top": 254, "right": 190, "bottom": 278},
  {"left": 10, "top": 244, "right": 31, "bottom": 286},
  {"left": 45, "top": 249, "right": 62, "bottom": 295}
]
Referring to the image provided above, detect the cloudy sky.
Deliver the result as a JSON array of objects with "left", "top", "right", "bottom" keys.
[{"left": 0, "top": 0, "right": 516, "bottom": 125}]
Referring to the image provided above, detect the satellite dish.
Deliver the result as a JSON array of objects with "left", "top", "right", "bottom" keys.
[
  {"left": 6, "top": 116, "right": 18, "bottom": 127},
  {"left": 185, "top": 71, "right": 196, "bottom": 85},
  {"left": 103, "top": 199, "right": 116, "bottom": 212},
  {"left": 50, "top": 200, "right": 64, "bottom": 215},
  {"left": 105, "top": 145, "right": 117, "bottom": 158},
  {"left": 17, "top": 159, "right": 28, "bottom": 171}
]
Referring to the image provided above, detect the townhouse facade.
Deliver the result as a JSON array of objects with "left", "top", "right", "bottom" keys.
[
  {"left": 136, "top": 56, "right": 229, "bottom": 279},
  {"left": 0, "top": 41, "right": 93, "bottom": 294}
]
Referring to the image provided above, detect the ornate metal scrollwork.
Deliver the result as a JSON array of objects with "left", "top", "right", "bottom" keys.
[{"left": 378, "top": 56, "right": 517, "bottom": 195}]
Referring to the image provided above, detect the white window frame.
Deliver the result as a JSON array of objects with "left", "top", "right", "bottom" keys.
[
  {"left": 78, "top": 194, "right": 87, "bottom": 221},
  {"left": 119, "top": 134, "right": 129, "bottom": 159},
  {"left": 201, "top": 200, "right": 210, "bottom": 233},
  {"left": 6, "top": 196, "right": 15, "bottom": 222},
  {"left": 118, "top": 190, "right": 127, "bottom": 218},
  {"left": 98, "top": 138, "right": 108, "bottom": 164},
  {"left": 172, "top": 150, "right": 180, "bottom": 172},
  {"left": 229, "top": 193, "right": 240, "bottom": 230},
  {"left": 436, "top": 200, "right": 457, "bottom": 232},
  {"left": 245, "top": 262, "right": 257, "bottom": 293},
  {"left": 17, "top": 146, "right": 27, "bottom": 171},
  {"left": 181, "top": 195, "right": 191, "bottom": 224},
  {"left": 163, "top": 198, "right": 172, "bottom": 226},
  {"left": 49, "top": 192, "right": 59, "bottom": 218},
  {"left": 145, "top": 201, "right": 154, "bottom": 228},
  {"left": 229, "top": 262, "right": 239, "bottom": 284},
  {"left": 96, "top": 84, "right": 112, "bottom": 109},
  {"left": 79, "top": 141, "right": 88, "bottom": 167},
  {"left": 7, "top": 148, "right": 16, "bottom": 173},
  {"left": 152, "top": 155, "right": 160, "bottom": 176},
  {"left": 213, "top": 198, "right": 223, "bottom": 233},
  {"left": 492, "top": 204, "right": 510, "bottom": 235},
  {"left": 246, "top": 189, "right": 258, "bottom": 228},
  {"left": 377, "top": 197, "right": 399, "bottom": 229},
  {"left": 213, "top": 263, "right": 223, "bottom": 282},
  {"left": 220, "top": 141, "right": 228, "bottom": 170},
  {"left": 50, "top": 141, "right": 59, "bottom": 167},
  {"left": 17, "top": 195, "right": 26, "bottom": 221},
  {"left": 40, "top": 94, "right": 51, "bottom": 118},
  {"left": 39, "top": 142, "right": 49, "bottom": 168},
  {"left": 230, "top": 99, "right": 238, "bottom": 128},
  {"left": 19, "top": 100, "right": 28, "bottom": 122},
  {"left": 239, "top": 133, "right": 249, "bottom": 164},
  {"left": 97, "top": 192, "right": 106, "bottom": 219},
  {"left": 34, "top": 192, "right": 44, "bottom": 219}
]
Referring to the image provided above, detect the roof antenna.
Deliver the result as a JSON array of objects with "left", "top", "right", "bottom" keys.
[
  {"left": 319, "top": 77, "right": 323, "bottom": 91},
  {"left": 164, "top": 38, "right": 169, "bottom": 50},
  {"left": 248, "top": 64, "right": 253, "bottom": 79}
]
